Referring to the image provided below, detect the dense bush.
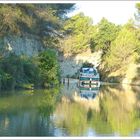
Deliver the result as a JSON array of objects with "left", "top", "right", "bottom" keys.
[
  {"left": 0, "top": 50, "right": 60, "bottom": 90},
  {"left": 38, "top": 50, "right": 60, "bottom": 88}
]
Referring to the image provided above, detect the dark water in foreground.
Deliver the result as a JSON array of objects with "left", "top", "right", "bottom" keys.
[{"left": 0, "top": 81, "right": 140, "bottom": 137}]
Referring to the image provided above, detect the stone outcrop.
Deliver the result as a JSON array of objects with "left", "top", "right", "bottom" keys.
[{"left": 1, "top": 35, "right": 44, "bottom": 57}]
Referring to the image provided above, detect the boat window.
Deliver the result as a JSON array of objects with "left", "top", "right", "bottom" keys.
[{"left": 80, "top": 67, "right": 98, "bottom": 75}]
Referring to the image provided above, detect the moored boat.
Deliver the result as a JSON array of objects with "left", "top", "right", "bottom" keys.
[{"left": 78, "top": 67, "right": 100, "bottom": 87}]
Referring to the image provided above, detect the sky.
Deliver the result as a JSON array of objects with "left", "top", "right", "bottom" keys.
[{"left": 67, "top": 1, "right": 140, "bottom": 25}]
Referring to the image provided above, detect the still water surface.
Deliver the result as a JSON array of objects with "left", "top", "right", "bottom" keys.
[{"left": 0, "top": 81, "right": 140, "bottom": 136}]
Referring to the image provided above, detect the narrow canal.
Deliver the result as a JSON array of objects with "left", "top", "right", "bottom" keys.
[{"left": 0, "top": 80, "right": 140, "bottom": 137}]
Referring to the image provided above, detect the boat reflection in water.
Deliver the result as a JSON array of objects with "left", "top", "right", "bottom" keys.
[
  {"left": 78, "top": 66, "right": 100, "bottom": 100},
  {"left": 78, "top": 83, "right": 100, "bottom": 100}
]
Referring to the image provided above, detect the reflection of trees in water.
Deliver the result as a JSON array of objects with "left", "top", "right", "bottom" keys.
[
  {"left": 0, "top": 89, "right": 59, "bottom": 136},
  {"left": 54, "top": 85, "right": 140, "bottom": 136},
  {"left": 0, "top": 86, "right": 140, "bottom": 136},
  {"left": 0, "top": 89, "right": 59, "bottom": 115},
  {"left": 0, "top": 111, "right": 55, "bottom": 136},
  {"left": 37, "top": 89, "right": 59, "bottom": 117},
  {"left": 99, "top": 85, "right": 140, "bottom": 136},
  {"left": 54, "top": 96, "right": 88, "bottom": 136}
]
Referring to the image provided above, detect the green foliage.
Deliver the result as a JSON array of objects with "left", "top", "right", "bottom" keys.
[
  {"left": 0, "top": 4, "right": 75, "bottom": 50},
  {"left": 61, "top": 13, "right": 95, "bottom": 54},
  {"left": 104, "top": 22, "right": 140, "bottom": 72},
  {"left": 0, "top": 69, "right": 13, "bottom": 90},
  {"left": 92, "top": 18, "right": 120, "bottom": 53},
  {"left": 0, "top": 4, "right": 74, "bottom": 89},
  {"left": 0, "top": 54, "right": 38, "bottom": 89},
  {"left": 0, "top": 50, "right": 60, "bottom": 90},
  {"left": 136, "top": 3, "right": 140, "bottom": 11},
  {"left": 61, "top": 16, "right": 120, "bottom": 57},
  {"left": 0, "top": 4, "right": 74, "bottom": 36},
  {"left": 135, "top": 3, "right": 140, "bottom": 24},
  {"left": 0, "top": 5, "right": 22, "bottom": 36},
  {"left": 39, "top": 50, "right": 60, "bottom": 88}
]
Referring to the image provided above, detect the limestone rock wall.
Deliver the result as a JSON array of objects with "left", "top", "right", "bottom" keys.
[{"left": 1, "top": 35, "right": 44, "bottom": 57}]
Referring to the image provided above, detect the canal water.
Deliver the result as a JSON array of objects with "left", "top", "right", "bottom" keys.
[{"left": 0, "top": 80, "right": 140, "bottom": 137}]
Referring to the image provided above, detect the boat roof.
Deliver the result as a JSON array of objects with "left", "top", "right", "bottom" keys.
[{"left": 81, "top": 67, "right": 97, "bottom": 71}]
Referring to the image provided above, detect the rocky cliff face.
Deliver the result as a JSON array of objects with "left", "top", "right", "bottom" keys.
[
  {"left": 0, "top": 35, "right": 102, "bottom": 79},
  {"left": 1, "top": 35, "right": 139, "bottom": 85},
  {"left": 59, "top": 49, "right": 102, "bottom": 77},
  {"left": 0, "top": 35, "right": 44, "bottom": 56}
]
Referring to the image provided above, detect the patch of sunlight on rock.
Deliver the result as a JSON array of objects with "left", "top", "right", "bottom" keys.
[
  {"left": 108, "top": 66, "right": 126, "bottom": 78},
  {"left": 72, "top": 91, "right": 100, "bottom": 112},
  {"left": 122, "top": 63, "right": 137, "bottom": 85},
  {"left": 74, "top": 49, "right": 102, "bottom": 67},
  {"left": 7, "top": 43, "right": 12, "bottom": 51}
]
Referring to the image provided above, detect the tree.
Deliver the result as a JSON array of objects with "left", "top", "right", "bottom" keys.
[
  {"left": 135, "top": 3, "right": 140, "bottom": 26},
  {"left": 38, "top": 50, "right": 60, "bottom": 87},
  {"left": 92, "top": 18, "right": 120, "bottom": 54},
  {"left": 60, "top": 13, "right": 95, "bottom": 55},
  {"left": 0, "top": 4, "right": 75, "bottom": 48},
  {"left": 105, "top": 22, "right": 140, "bottom": 72}
]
